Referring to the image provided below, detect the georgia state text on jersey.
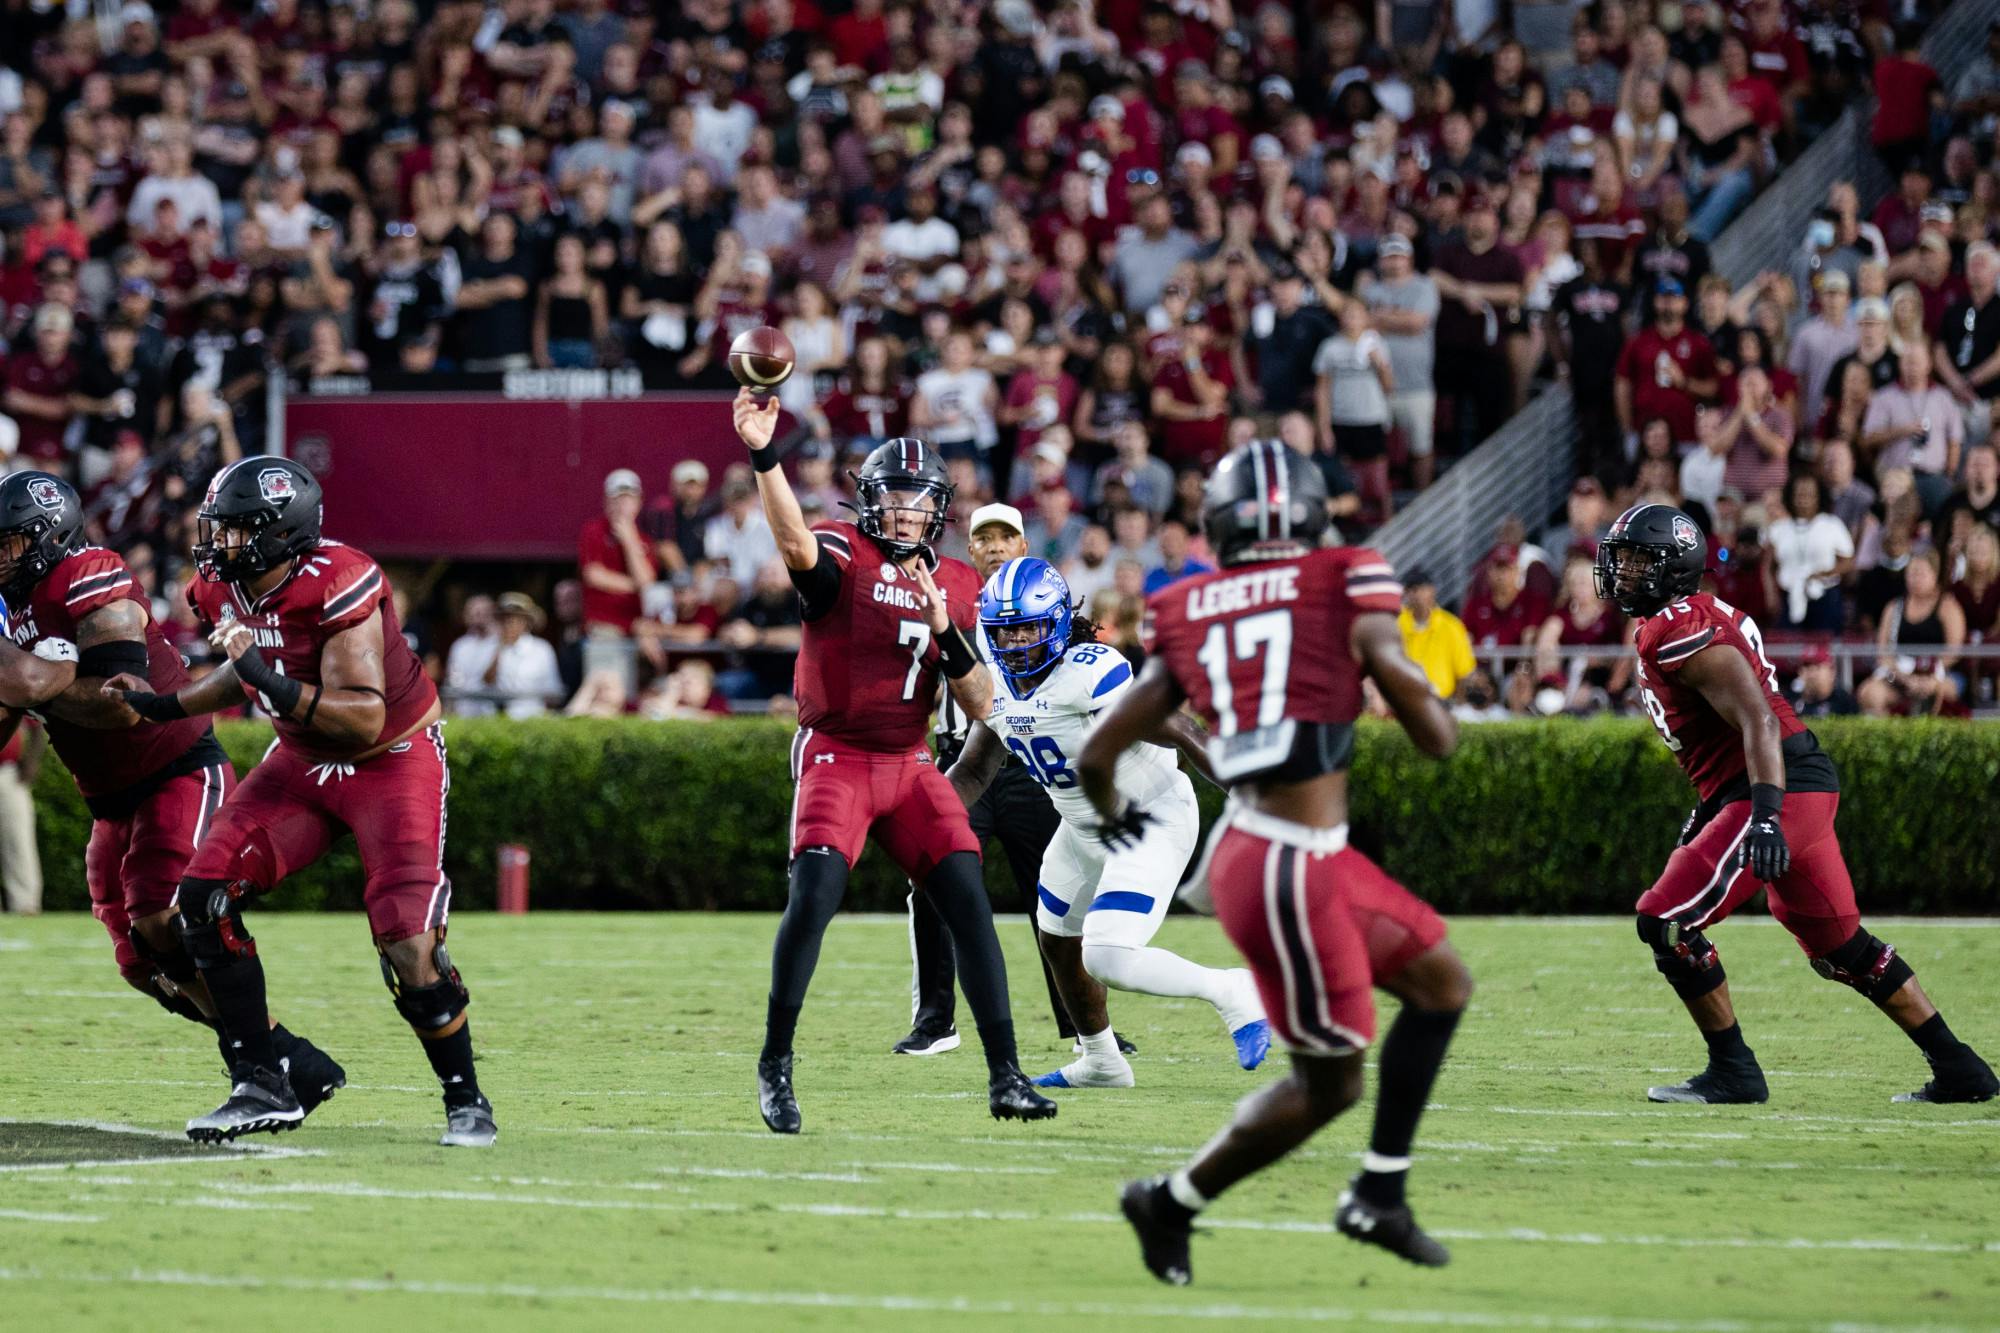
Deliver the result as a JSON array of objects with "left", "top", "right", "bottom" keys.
[
  {"left": 794, "top": 519, "right": 983, "bottom": 753},
  {"left": 186, "top": 540, "right": 436, "bottom": 761},
  {"left": 1632, "top": 593, "right": 1837, "bottom": 804},
  {"left": 1146, "top": 548, "right": 1404, "bottom": 783},
  {"left": 986, "top": 639, "right": 1183, "bottom": 823},
  {"left": 10, "top": 546, "right": 219, "bottom": 800}
]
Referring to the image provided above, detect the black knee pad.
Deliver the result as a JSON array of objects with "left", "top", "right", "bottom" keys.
[
  {"left": 381, "top": 939, "right": 470, "bottom": 1033},
  {"left": 1637, "top": 914, "right": 1726, "bottom": 1001},
  {"left": 1810, "top": 929, "right": 1914, "bottom": 1002},
  {"left": 176, "top": 878, "right": 258, "bottom": 970}
]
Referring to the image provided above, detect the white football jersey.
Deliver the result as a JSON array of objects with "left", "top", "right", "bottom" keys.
[{"left": 987, "top": 640, "right": 1186, "bottom": 826}]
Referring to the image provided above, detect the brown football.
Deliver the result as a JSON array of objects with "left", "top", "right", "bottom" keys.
[{"left": 728, "top": 325, "right": 796, "bottom": 391}]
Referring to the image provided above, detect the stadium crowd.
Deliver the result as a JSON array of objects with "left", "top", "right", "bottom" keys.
[{"left": 1, "top": 0, "right": 1993, "bottom": 727}]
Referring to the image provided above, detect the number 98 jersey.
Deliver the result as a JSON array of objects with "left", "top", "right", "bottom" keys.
[
  {"left": 1632, "top": 594, "right": 1823, "bottom": 804},
  {"left": 1146, "top": 548, "right": 1404, "bottom": 785},
  {"left": 987, "top": 640, "right": 1184, "bottom": 826}
]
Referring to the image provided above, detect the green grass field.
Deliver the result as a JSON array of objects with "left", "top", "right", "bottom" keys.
[{"left": 2, "top": 911, "right": 1997, "bottom": 1332}]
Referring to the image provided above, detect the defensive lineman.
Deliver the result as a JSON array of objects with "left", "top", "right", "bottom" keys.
[
  {"left": 1601, "top": 503, "right": 1996, "bottom": 1105},
  {"left": 948, "top": 557, "right": 1267, "bottom": 1088}
]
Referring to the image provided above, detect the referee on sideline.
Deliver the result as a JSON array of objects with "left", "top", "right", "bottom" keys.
[{"left": 894, "top": 502, "right": 1129, "bottom": 1057}]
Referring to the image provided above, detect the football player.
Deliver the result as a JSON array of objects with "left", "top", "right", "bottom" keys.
[
  {"left": 0, "top": 471, "right": 345, "bottom": 1115},
  {"left": 898, "top": 503, "right": 1118, "bottom": 1060},
  {"left": 731, "top": 391, "right": 1055, "bottom": 1131},
  {"left": 947, "top": 556, "right": 1267, "bottom": 1089},
  {"left": 106, "top": 458, "right": 497, "bottom": 1146},
  {"left": 1081, "top": 439, "right": 1474, "bottom": 1282},
  {"left": 1600, "top": 503, "right": 1996, "bottom": 1105}
]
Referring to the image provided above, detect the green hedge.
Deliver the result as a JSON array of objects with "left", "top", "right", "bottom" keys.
[{"left": 30, "top": 717, "right": 2000, "bottom": 916}]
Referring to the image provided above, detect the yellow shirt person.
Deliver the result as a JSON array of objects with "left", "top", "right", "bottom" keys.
[{"left": 1397, "top": 573, "right": 1475, "bottom": 699}]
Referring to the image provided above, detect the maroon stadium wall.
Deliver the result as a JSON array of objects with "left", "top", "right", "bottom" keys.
[{"left": 287, "top": 392, "right": 739, "bottom": 560}]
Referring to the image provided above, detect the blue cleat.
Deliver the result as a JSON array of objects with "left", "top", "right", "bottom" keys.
[
  {"left": 1231, "top": 1020, "right": 1271, "bottom": 1070},
  {"left": 1031, "top": 1069, "right": 1074, "bottom": 1088}
]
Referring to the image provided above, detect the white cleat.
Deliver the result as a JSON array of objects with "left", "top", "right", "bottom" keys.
[{"left": 1032, "top": 1057, "right": 1136, "bottom": 1089}]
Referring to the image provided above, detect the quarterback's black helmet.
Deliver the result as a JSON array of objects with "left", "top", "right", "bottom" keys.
[
  {"left": 0, "top": 471, "right": 84, "bottom": 600},
  {"left": 854, "top": 437, "right": 953, "bottom": 560},
  {"left": 194, "top": 456, "right": 324, "bottom": 584},
  {"left": 1595, "top": 502, "right": 1707, "bottom": 616},
  {"left": 1202, "top": 438, "right": 1328, "bottom": 566}
]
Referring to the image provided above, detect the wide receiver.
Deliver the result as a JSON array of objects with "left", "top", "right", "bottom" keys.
[
  {"left": 1082, "top": 439, "right": 1474, "bottom": 1283},
  {"left": 106, "top": 457, "right": 497, "bottom": 1146},
  {"left": 730, "top": 390, "right": 1055, "bottom": 1131},
  {"left": 1600, "top": 503, "right": 1996, "bottom": 1105},
  {"left": 0, "top": 471, "right": 344, "bottom": 1112},
  {"left": 948, "top": 556, "right": 1268, "bottom": 1089}
]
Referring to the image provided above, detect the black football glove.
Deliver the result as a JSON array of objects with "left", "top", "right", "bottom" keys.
[
  {"left": 117, "top": 687, "right": 189, "bottom": 723},
  {"left": 1736, "top": 816, "right": 1790, "bottom": 882},
  {"left": 1094, "top": 799, "right": 1156, "bottom": 852}
]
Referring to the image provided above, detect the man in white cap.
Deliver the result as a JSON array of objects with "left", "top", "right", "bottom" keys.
[
  {"left": 1359, "top": 234, "right": 1441, "bottom": 487},
  {"left": 653, "top": 458, "right": 716, "bottom": 573},
  {"left": 896, "top": 500, "right": 1126, "bottom": 1057}
]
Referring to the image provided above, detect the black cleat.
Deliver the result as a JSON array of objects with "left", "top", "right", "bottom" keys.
[
  {"left": 1647, "top": 1060, "right": 1769, "bottom": 1104},
  {"left": 1335, "top": 1182, "right": 1451, "bottom": 1267},
  {"left": 1072, "top": 1031, "right": 1140, "bottom": 1056},
  {"left": 1121, "top": 1176, "right": 1193, "bottom": 1285},
  {"left": 281, "top": 1040, "right": 347, "bottom": 1118},
  {"left": 891, "top": 1020, "right": 961, "bottom": 1056},
  {"left": 186, "top": 1064, "right": 303, "bottom": 1143},
  {"left": 988, "top": 1065, "right": 1058, "bottom": 1121},
  {"left": 440, "top": 1095, "right": 498, "bottom": 1147},
  {"left": 758, "top": 1055, "right": 801, "bottom": 1134},
  {"left": 1894, "top": 1048, "right": 2000, "bottom": 1104}
]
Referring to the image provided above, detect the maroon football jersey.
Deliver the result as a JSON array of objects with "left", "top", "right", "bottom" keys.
[
  {"left": 1147, "top": 548, "right": 1403, "bottom": 783},
  {"left": 793, "top": 520, "right": 982, "bottom": 753},
  {"left": 1632, "top": 593, "right": 1809, "bottom": 803},
  {"left": 186, "top": 540, "right": 437, "bottom": 761},
  {"left": 1552, "top": 597, "right": 1626, "bottom": 647},
  {"left": 9, "top": 547, "right": 216, "bottom": 799}
]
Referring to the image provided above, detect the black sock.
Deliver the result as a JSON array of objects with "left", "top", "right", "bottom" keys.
[
  {"left": 417, "top": 1019, "right": 482, "bottom": 1105},
  {"left": 200, "top": 955, "right": 277, "bottom": 1075},
  {"left": 921, "top": 853, "right": 1016, "bottom": 1058},
  {"left": 976, "top": 1021, "right": 1019, "bottom": 1076},
  {"left": 1356, "top": 1006, "right": 1463, "bottom": 1209},
  {"left": 906, "top": 888, "right": 957, "bottom": 1028},
  {"left": 1908, "top": 1013, "right": 1971, "bottom": 1062},
  {"left": 1153, "top": 1178, "right": 1197, "bottom": 1226},
  {"left": 763, "top": 997, "right": 802, "bottom": 1063},
  {"left": 1701, "top": 1021, "right": 1752, "bottom": 1062},
  {"left": 763, "top": 852, "right": 849, "bottom": 1061}
]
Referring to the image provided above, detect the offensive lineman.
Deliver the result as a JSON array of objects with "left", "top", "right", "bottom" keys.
[
  {"left": 1600, "top": 503, "right": 1996, "bottom": 1105},
  {"left": 731, "top": 391, "right": 1055, "bottom": 1130},
  {"left": 0, "top": 471, "right": 345, "bottom": 1113},
  {"left": 1082, "top": 439, "right": 1474, "bottom": 1281},
  {"left": 947, "top": 556, "right": 1268, "bottom": 1089},
  {"left": 106, "top": 458, "right": 496, "bottom": 1146}
]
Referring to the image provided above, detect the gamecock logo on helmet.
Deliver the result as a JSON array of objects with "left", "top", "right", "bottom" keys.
[
  {"left": 26, "top": 479, "right": 62, "bottom": 510},
  {"left": 1672, "top": 515, "right": 1700, "bottom": 550},
  {"left": 258, "top": 468, "right": 298, "bottom": 505}
]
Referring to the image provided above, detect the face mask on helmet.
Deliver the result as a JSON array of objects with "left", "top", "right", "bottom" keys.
[
  {"left": 195, "top": 513, "right": 274, "bottom": 583},
  {"left": 979, "top": 558, "right": 1074, "bottom": 680},
  {"left": 1595, "top": 540, "right": 1671, "bottom": 614},
  {"left": 858, "top": 480, "right": 949, "bottom": 559},
  {"left": 986, "top": 611, "right": 1069, "bottom": 678}
]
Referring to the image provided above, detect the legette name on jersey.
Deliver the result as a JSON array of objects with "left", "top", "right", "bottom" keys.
[{"left": 1183, "top": 566, "right": 1301, "bottom": 620}]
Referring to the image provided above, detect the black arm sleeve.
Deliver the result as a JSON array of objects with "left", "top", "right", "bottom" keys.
[{"left": 789, "top": 544, "right": 843, "bottom": 622}]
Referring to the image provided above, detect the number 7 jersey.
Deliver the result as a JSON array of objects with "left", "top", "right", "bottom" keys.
[{"left": 1632, "top": 594, "right": 1833, "bottom": 803}]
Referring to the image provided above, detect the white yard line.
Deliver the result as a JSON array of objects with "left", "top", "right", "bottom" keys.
[
  {"left": 0, "top": 1209, "right": 102, "bottom": 1224},
  {"left": 0, "top": 1263, "right": 1979, "bottom": 1331}
]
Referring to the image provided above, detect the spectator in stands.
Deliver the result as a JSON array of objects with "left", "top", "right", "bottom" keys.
[
  {"left": 456, "top": 212, "right": 536, "bottom": 374},
  {"left": 533, "top": 232, "right": 608, "bottom": 370},
  {"left": 457, "top": 592, "right": 564, "bottom": 719},
  {"left": 1434, "top": 192, "right": 1524, "bottom": 456},
  {"left": 444, "top": 594, "right": 499, "bottom": 706},
  {"left": 704, "top": 473, "right": 780, "bottom": 584},
  {"left": 1542, "top": 476, "right": 1610, "bottom": 560},
  {"left": 1533, "top": 552, "right": 1631, "bottom": 701},
  {"left": 1860, "top": 549, "right": 1965, "bottom": 716},
  {"left": 1143, "top": 519, "right": 1214, "bottom": 594},
  {"left": 1249, "top": 263, "right": 1332, "bottom": 417},
  {"left": 0, "top": 716, "right": 42, "bottom": 915},
  {"left": 1462, "top": 544, "right": 1551, "bottom": 654},
  {"left": 912, "top": 328, "right": 997, "bottom": 474},
  {"left": 1616, "top": 278, "right": 1718, "bottom": 452},
  {"left": 1025, "top": 484, "right": 1087, "bottom": 568},
  {"left": 5, "top": 304, "right": 81, "bottom": 468},
  {"left": 1933, "top": 242, "right": 2000, "bottom": 441},
  {"left": 1941, "top": 443, "right": 2000, "bottom": 548},
  {"left": 1768, "top": 472, "right": 1855, "bottom": 631},
  {"left": 1712, "top": 366, "right": 1795, "bottom": 502},
  {"left": 1065, "top": 523, "right": 1117, "bottom": 605},
  {"left": 1789, "top": 642, "right": 1858, "bottom": 718},
  {"left": 1314, "top": 298, "right": 1395, "bottom": 523},
  {"left": 1091, "top": 420, "right": 1174, "bottom": 519},
  {"left": 716, "top": 559, "right": 806, "bottom": 700},
  {"left": 1150, "top": 310, "right": 1232, "bottom": 470},
  {"left": 1398, "top": 569, "right": 1476, "bottom": 702},
  {"left": 645, "top": 460, "right": 714, "bottom": 578},
  {"left": 1679, "top": 66, "right": 1760, "bottom": 243},
  {"left": 1109, "top": 193, "right": 1198, "bottom": 317},
  {"left": 640, "top": 660, "right": 732, "bottom": 721},
  {"left": 1359, "top": 235, "right": 1440, "bottom": 489},
  {"left": 1788, "top": 270, "right": 1857, "bottom": 416},
  {"left": 1871, "top": 24, "right": 1940, "bottom": 175},
  {"left": 1819, "top": 439, "right": 1877, "bottom": 541},
  {"left": 1863, "top": 343, "right": 1963, "bottom": 515},
  {"left": 580, "top": 468, "right": 657, "bottom": 638}
]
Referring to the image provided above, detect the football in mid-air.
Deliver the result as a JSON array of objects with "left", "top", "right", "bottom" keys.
[{"left": 728, "top": 326, "right": 796, "bottom": 392}]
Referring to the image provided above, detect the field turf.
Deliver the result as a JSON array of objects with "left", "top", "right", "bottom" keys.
[{"left": 1, "top": 911, "right": 1996, "bottom": 1332}]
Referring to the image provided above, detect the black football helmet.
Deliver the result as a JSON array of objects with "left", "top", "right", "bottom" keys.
[
  {"left": 0, "top": 471, "right": 84, "bottom": 600},
  {"left": 194, "top": 456, "right": 324, "bottom": 584},
  {"left": 1202, "top": 438, "right": 1328, "bottom": 566},
  {"left": 1595, "top": 502, "right": 1706, "bottom": 616},
  {"left": 854, "top": 437, "right": 952, "bottom": 560}
]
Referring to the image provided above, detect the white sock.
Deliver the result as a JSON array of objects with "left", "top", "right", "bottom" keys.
[
  {"left": 1084, "top": 943, "right": 1236, "bottom": 1009},
  {"left": 1166, "top": 1169, "right": 1209, "bottom": 1213},
  {"left": 1079, "top": 1027, "right": 1121, "bottom": 1062}
]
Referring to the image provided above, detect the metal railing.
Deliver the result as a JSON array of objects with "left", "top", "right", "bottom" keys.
[{"left": 1372, "top": 0, "right": 2000, "bottom": 610}]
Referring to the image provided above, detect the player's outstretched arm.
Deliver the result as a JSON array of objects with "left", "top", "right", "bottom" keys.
[
  {"left": 945, "top": 720, "right": 1005, "bottom": 809},
  {"left": 0, "top": 638, "right": 80, "bottom": 713},
  {"left": 1354, "top": 612, "right": 1456, "bottom": 758},
  {"left": 1079, "top": 656, "right": 1186, "bottom": 822},
  {"left": 734, "top": 388, "right": 818, "bottom": 572},
  {"left": 103, "top": 659, "right": 244, "bottom": 721},
  {"left": 1150, "top": 710, "right": 1220, "bottom": 788},
  {"left": 43, "top": 600, "right": 147, "bottom": 729}
]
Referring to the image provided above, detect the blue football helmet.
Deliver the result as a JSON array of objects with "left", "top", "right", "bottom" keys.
[{"left": 979, "top": 557, "right": 1074, "bottom": 679}]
